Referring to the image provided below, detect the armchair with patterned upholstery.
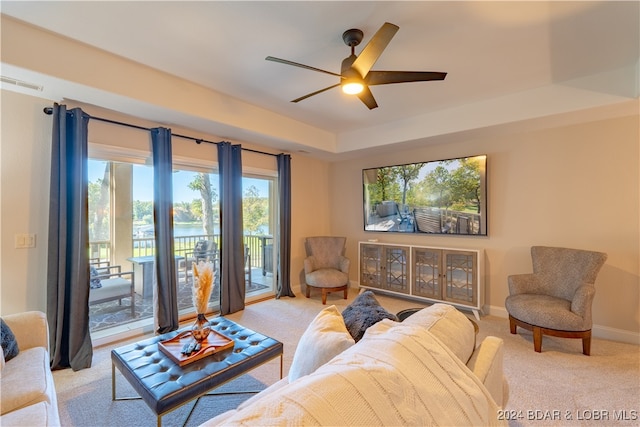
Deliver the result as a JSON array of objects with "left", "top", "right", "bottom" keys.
[
  {"left": 505, "top": 246, "right": 607, "bottom": 355},
  {"left": 303, "top": 236, "right": 350, "bottom": 305}
]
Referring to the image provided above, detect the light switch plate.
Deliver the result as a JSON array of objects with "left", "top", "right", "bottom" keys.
[{"left": 15, "top": 233, "right": 36, "bottom": 249}]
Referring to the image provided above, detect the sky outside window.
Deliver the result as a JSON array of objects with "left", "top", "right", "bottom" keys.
[{"left": 89, "top": 160, "right": 269, "bottom": 202}]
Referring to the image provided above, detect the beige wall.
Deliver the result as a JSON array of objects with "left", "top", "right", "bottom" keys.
[
  {"left": 329, "top": 113, "right": 639, "bottom": 339},
  {"left": 1, "top": 90, "right": 53, "bottom": 313},
  {"left": 290, "top": 156, "right": 332, "bottom": 284}
]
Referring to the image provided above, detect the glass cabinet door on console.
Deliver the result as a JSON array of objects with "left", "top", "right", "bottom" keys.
[
  {"left": 412, "top": 248, "right": 478, "bottom": 306},
  {"left": 359, "top": 243, "right": 409, "bottom": 294},
  {"left": 443, "top": 250, "right": 477, "bottom": 307},
  {"left": 383, "top": 245, "right": 409, "bottom": 294},
  {"left": 360, "top": 244, "right": 382, "bottom": 288},
  {"left": 412, "top": 247, "right": 441, "bottom": 300},
  {"left": 359, "top": 242, "right": 483, "bottom": 320}
]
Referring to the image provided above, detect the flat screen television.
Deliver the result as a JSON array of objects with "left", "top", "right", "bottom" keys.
[{"left": 363, "top": 155, "right": 487, "bottom": 235}]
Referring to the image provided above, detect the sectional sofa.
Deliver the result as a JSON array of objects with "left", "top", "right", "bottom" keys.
[
  {"left": 0, "top": 311, "right": 60, "bottom": 426},
  {"left": 201, "top": 303, "right": 508, "bottom": 426}
]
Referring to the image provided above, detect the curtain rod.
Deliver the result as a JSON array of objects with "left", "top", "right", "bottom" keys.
[{"left": 42, "top": 106, "right": 279, "bottom": 158}]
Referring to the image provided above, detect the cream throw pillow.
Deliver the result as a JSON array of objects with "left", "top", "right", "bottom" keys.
[
  {"left": 402, "top": 303, "right": 475, "bottom": 363},
  {"left": 288, "top": 305, "right": 355, "bottom": 382}
]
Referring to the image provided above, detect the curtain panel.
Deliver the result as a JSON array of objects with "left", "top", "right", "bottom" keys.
[
  {"left": 151, "top": 127, "right": 179, "bottom": 334},
  {"left": 46, "top": 104, "right": 93, "bottom": 371},
  {"left": 217, "top": 142, "right": 245, "bottom": 314},
  {"left": 276, "top": 154, "right": 295, "bottom": 298}
]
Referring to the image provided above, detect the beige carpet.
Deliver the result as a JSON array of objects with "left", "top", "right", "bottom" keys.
[{"left": 54, "top": 286, "right": 640, "bottom": 426}]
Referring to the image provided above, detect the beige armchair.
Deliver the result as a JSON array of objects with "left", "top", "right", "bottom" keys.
[
  {"left": 505, "top": 246, "right": 607, "bottom": 355},
  {"left": 303, "top": 236, "right": 350, "bottom": 304}
]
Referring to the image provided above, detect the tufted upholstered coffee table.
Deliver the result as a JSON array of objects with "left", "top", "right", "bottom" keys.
[{"left": 111, "top": 317, "right": 283, "bottom": 426}]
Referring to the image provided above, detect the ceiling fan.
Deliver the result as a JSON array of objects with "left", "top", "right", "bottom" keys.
[{"left": 266, "top": 22, "right": 447, "bottom": 110}]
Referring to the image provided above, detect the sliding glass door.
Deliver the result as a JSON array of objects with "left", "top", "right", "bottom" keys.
[
  {"left": 88, "top": 157, "right": 277, "bottom": 335},
  {"left": 171, "top": 168, "right": 221, "bottom": 316},
  {"left": 88, "top": 159, "right": 155, "bottom": 333},
  {"left": 242, "top": 174, "right": 276, "bottom": 303}
]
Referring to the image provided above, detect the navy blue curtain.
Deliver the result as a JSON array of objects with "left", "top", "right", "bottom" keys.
[
  {"left": 276, "top": 154, "right": 295, "bottom": 298},
  {"left": 47, "top": 104, "right": 93, "bottom": 371},
  {"left": 151, "top": 127, "right": 179, "bottom": 334},
  {"left": 217, "top": 142, "right": 245, "bottom": 314}
]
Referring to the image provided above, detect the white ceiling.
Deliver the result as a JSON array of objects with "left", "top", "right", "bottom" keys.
[{"left": 1, "top": 1, "right": 638, "bottom": 158}]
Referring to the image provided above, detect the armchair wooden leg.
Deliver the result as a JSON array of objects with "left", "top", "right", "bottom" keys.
[
  {"left": 582, "top": 331, "right": 592, "bottom": 356},
  {"left": 321, "top": 290, "right": 327, "bottom": 305},
  {"left": 533, "top": 326, "right": 543, "bottom": 353},
  {"left": 509, "top": 315, "right": 517, "bottom": 334},
  {"left": 343, "top": 289, "right": 348, "bottom": 300},
  {"left": 305, "top": 286, "right": 311, "bottom": 299}
]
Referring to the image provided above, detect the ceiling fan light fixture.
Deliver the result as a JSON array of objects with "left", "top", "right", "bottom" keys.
[{"left": 342, "top": 79, "right": 364, "bottom": 95}]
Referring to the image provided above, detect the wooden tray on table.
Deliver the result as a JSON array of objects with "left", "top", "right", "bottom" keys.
[{"left": 159, "top": 329, "right": 234, "bottom": 366}]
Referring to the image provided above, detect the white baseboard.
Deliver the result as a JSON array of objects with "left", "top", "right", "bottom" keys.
[
  {"left": 591, "top": 324, "right": 640, "bottom": 346},
  {"left": 484, "top": 305, "right": 509, "bottom": 318},
  {"left": 485, "top": 304, "right": 640, "bottom": 346}
]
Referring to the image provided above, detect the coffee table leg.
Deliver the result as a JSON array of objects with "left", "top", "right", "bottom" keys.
[
  {"left": 112, "top": 363, "right": 143, "bottom": 401},
  {"left": 112, "top": 363, "right": 116, "bottom": 401},
  {"left": 181, "top": 397, "right": 202, "bottom": 427},
  {"left": 113, "top": 362, "right": 164, "bottom": 425}
]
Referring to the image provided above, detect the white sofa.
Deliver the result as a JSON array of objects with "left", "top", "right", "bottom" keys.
[
  {"left": 202, "top": 303, "right": 508, "bottom": 426},
  {"left": 0, "top": 311, "right": 60, "bottom": 426}
]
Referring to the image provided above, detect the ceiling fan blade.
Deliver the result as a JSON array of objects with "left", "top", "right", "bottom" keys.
[
  {"left": 357, "top": 86, "right": 378, "bottom": 110},
  {"left": 266, "top": 56, "right": 342, "bottom": 78},
  {"left": 366, "top": 71, "right": 447, "bottom": 86},
  {"left": 291, "top": 83, "right": 341, "bottom": 103},
  {"left": 351, "top": 22, "right": 399, "bottom": 78}
]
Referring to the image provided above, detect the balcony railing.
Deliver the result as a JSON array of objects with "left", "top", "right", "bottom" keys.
[{"left": 91, "top": 234, "right": 273, "bottom": 272}]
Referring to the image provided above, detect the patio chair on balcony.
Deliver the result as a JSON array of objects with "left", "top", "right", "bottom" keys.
[
  {"left": 183, "top": 240, "right": 218, "bottom": 284},
  {"left": 88, "top": 260, "right": 135, "bottom": 317},
  {"left": 245, "top": 245, "right": 252, "bottom": 286}
]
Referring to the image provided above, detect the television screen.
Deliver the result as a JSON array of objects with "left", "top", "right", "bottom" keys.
[{"left": 363, "top": 155, "right": 487, "bottom": 235}]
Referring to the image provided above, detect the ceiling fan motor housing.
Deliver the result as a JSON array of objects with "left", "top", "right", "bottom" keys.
[
  {"left": 342, "top": 28, "right": 364, "bottom": 47},
  {"left": 341, "top": 54, "right": 358, "bottom": 75}
]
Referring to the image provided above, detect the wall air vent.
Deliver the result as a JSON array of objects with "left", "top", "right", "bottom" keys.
[{"left": 0, "top": 75, "right": 44, "bottom": 91}]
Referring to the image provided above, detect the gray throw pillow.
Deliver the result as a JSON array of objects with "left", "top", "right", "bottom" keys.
[
  {"left": 1, "top": 318, "right": 19, "bottom": 362},
  {"left": 341, "top": 291, "right": 398, "bottom": 342}
]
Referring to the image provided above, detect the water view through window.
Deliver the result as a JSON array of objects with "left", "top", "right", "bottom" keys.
[{"left": 88, "top": 159, "right": 276, "bottom": 334}]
